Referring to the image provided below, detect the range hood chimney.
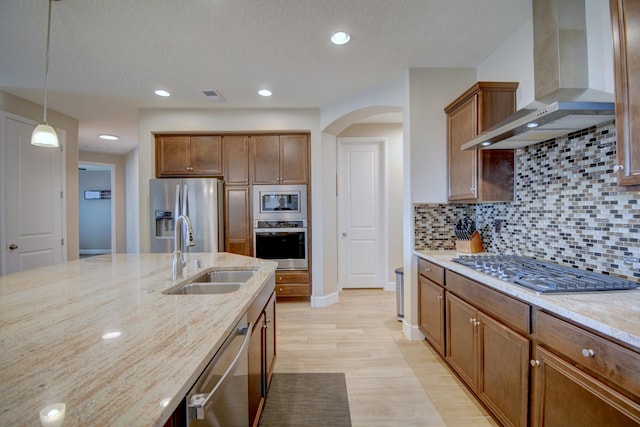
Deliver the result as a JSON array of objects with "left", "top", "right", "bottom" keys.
[{"left": 463, "top": 0, "right": 615, "bottom": 151}]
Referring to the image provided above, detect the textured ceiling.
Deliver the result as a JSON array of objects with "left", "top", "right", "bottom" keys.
[{"left": 0, "top": 0, "right": 531, "bottom": 154}]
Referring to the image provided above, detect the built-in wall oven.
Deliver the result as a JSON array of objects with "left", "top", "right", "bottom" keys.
[{"left": 252, "top": 185, "right": 308, "bottom": 270}]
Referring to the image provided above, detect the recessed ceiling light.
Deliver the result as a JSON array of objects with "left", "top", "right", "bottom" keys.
[
  {"left": 526, "top": 122, "right": 539, "bottom": 128},
  {"left": 481, "top": 141, "right": 492, "bottom": 147},
  {"left": 331, "top": 31, "right": 351, "bottom": 45},
  {"left": 99, "top": 134, "right": 119, "bottom": 141},
  {"left": 258, "top": 89, "right": 272, "bottom": 97},
  {"left": 155, "top": 89, "right": 170, "bottom": 97}
]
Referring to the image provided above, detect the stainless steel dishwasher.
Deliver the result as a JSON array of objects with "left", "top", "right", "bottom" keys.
[{"left": 186, "top": 315, "right": 251, "bottom": 426}]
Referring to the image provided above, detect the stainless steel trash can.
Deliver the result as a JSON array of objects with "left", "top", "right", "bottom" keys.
[{"left": 395, "top": 267, "right": 404, "bottom": 321}]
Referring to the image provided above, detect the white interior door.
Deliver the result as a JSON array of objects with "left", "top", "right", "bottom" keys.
[
  {"left": 2, "top": 113, "right": 64, "bottom": 275},
  {"left": 338, "top": 139, "right": 386, "bottom": 289}
]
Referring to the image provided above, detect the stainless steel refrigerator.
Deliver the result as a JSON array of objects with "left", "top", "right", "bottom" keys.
[{"left": 150, "top": 178, "right": 224, "bottom": 253}]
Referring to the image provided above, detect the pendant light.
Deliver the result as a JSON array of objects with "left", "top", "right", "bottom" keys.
[{"left": 31, "top": 0, "right": 59, "bottom": 148}]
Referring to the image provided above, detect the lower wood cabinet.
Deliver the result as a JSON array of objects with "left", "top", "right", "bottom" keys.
[
  {"left": 248, "top": 277, "right": 276, "bottom": 427},
  {"left": 275, "top": 270, "right": 310, "bottom": 299},
  {"left": 446, "top": 292, "right": 531, "bottom": 427},
  {"left": 418, "top": 274, "right": 445, "bottom": 356},
  {"left": 418, "top": 257, "right": 640, "bottom": 427},
  {"left": 418, "top": 258, "right": 446, "bottom": 356},
  {"left": 530, "top": 346, "right": 640, "bottom": 426},
  {"left": 531, "top": 309, "right": 640, "bottom": 426}
]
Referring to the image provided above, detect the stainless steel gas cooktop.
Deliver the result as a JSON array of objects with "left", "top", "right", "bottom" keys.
[{"left": 452, "top": 255, "right": 638, "bottom": 294}]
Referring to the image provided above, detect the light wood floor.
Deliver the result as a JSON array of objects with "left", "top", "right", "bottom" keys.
[{"left": 274, "top": 289, "right": 499, "bottom": 427}]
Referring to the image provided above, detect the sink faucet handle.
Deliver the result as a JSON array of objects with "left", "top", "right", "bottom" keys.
[{"left": 186, "top": 229, "right": 195, "bottom": 247}]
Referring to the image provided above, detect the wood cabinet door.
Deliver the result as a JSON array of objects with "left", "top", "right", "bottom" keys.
[
  {"left": 224, "top": 135, "right": 250, "bottom": 185},
  {"left": 264, "top": 292, "right": 276, "bottom": 393},
  {"left": 252, "top": 135, "right": 280, "bottom": 184},
  {"left": 447, "top": 96, "right": 478, "bottom": 201},
  {"left": 419, "top": 275, "right": 445, "bottom": 356},
  {"left": 225, "top": 186, "right": 252, "bottom": 256},
  {"left": 248, "top": 314, "right": 265, "bottom": 427},
  {"left": 156, "top": 135, "right": 191, "bottom": 176},
  {"left": 530, "top": 346, "right": 640, "bottom": 427},
  {"left": 611, "top": 0, "right": 640, "bottom": 186},
  {"left": 189, "top": 135, "right": 223, "bottom": 175},
  {"left": 279, "top": 134, "right": 308, "bottom": 184},
  {"left": 477, "top": 312, "right": 529, "bottom": 427},
  {"left": 446, "top": 293, "right": 478, "bottom": 389}
]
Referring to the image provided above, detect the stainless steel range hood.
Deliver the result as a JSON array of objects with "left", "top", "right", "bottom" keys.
[{"left": 462, "top": 0, "right": 615, "bottom": 151}]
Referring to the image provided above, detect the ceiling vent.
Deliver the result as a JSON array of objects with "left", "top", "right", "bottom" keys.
[{"left": 203, "top": 90, "right": 225, "bottom": 102}]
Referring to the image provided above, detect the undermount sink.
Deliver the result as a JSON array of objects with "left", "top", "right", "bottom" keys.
[
  {"left": 163, "top": 267, "right": 259, "bottom": 295},
  {"left": 167, "top": 282, "right": 243, "bottom": 295}
]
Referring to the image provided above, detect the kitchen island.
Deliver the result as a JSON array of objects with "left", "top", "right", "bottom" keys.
[{"left": 0, "top": 252, "right": 277, "bottom": 426}]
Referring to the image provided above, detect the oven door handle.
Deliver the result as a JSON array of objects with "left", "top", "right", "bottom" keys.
[
  {"left": 187, "top": 322, "right": 251, "bottom": 421},
  {"left": 254, "top": 228, "right": 307, "bottom": 233}
]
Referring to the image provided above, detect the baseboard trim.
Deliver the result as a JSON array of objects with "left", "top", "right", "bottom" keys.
[
  {"left": 402, "top": 320, "right": 425, "bottom": 341},
  {"left": 311, "top": 291, "right": 339, "bottom": 308}
]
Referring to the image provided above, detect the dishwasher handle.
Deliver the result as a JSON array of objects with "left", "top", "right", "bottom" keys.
[{"left": 187, "top": 322, "right": 252, "bottom": 421}]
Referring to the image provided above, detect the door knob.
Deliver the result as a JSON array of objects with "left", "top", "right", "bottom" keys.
[
  {"left": 342, "top": 232, "right": 347, "bottom": 237},
  {"left": 9, "top": 244, "right": 18, "bottom": 250}
]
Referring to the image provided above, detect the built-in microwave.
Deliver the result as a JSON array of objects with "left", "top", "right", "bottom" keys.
[{"left": 252, "top": 185, "right": 307, "bottom": 222}]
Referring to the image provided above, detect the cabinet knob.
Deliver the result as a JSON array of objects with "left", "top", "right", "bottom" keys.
[
  {"left": 581, "top": 348, "right": 595, "bottom": 358},
  {"left": 530, "top": 359, "right": 540, "bottom": 367},
  {"left": 424, "top": 268, "right": 432, "bottom": 272},
  {"left": 279, "top": 287, "right": 283, "bottom": 292},
  {"left": 613, "top": 164, "right": 624, "bottom": 172},
  {"left": 278, "top": 276, "right": 283, "bottom": 281},
  {"left": 437, "top": 295, "right": 443, "bottom": 301},
  {"left": 469, "top": 318, "right": 475, "bottom": 324},
  {"left": 474, "top": 320, "right": 481, "bottom": 326}
]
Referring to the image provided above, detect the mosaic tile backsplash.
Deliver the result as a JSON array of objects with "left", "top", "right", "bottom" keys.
[{"left": 414, "top": 120, "right": 640, "bottom": 281}]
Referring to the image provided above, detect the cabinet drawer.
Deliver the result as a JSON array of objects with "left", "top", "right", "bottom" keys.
[
  {"left": 446, "top": 271, "right": 530, "bottom": 334},
  {"left": 275, "top": 271, "right": 309, "bottom": 284},
  {"left": 418, "top": 258, "right": 445, "bottom": 286},
  {"left": 276, "top": 284, "right": 309, "bottom": 297},
  {"left": 535, "top": 310, "right": 640, "bottom": 398}
]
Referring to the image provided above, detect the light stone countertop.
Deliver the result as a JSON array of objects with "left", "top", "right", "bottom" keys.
[
  {"left": 0, "top": 252, "right": 277, "bottom": 427},
  {"left": 416, "top": 250, "right": 640, "bottom": 351}
]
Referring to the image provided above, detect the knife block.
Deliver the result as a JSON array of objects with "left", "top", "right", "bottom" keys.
[{"left": 455, "top": 231, "right": 484, "bottom": 253}]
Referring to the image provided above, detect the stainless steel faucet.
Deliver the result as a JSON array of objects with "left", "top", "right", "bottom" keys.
[{"left": 172, "top": 214, "right": 194, "bottom": 280}]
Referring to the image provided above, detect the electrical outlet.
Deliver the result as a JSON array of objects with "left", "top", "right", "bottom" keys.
[{"left": 494, "top": 219, "right": 502, "bottom": 234}]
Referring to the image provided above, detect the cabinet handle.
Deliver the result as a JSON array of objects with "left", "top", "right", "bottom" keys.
[
  {"left": 474, "top": 320, "right": 481, "bottom": 326},
  {"left": 469, "top": 318, "right": 475, "bottom": 324},
  {"left": 278, "top": 276, "right": 283, "bottom": 281},
  {"left": 424, "top": 268, "right": 432, "bottom": 272},
  {"left": 437, "top": 295, "right": 443, "bottom": 301},
  {"left": 530, "top": 359, "right": 540, "bottom": 367},
  {"left": 613, "top": 164, "right": 624, "bottom": 172},
  {"left": 279, "top": 287, "right": 283, "bottom": 292},
  {"left": 581, "top": 348, "right": 595, "bottom": 358}
]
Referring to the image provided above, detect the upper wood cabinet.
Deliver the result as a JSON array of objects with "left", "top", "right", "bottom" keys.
[
  {"left": 611, "top": 0, "right": 640, "bottom": 186},
  {"left": 252, "top": 134, "right": 309, "bottom": 184},
  {"left": 445, "top": 82, "right": 518, "bottom": 202},
  {"left": 223, "top": 135, "right": 250, "bottom": 185},
  {"left": 155, "top": 135, "right": 223, "bottom": 177}
]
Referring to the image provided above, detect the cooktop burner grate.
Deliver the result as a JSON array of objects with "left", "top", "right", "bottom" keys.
[{"left": 452, "top": 255, "right": 638, "bottom": 294}]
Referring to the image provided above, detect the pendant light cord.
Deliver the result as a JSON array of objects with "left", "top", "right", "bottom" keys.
[{"left": 42, "top": 0, "right": 53, "bottom": 124}]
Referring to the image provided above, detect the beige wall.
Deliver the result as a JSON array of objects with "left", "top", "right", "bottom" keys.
[
  {"left": 0, "top": 91, "right": 80, "bottom": 261},
  {"left": 79, "top": 151, "right": 127, "bottom": 253}
]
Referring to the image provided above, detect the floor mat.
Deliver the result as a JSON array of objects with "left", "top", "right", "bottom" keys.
[{"left": 258, "top": 373, "right": 351, "bottom": 427}]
